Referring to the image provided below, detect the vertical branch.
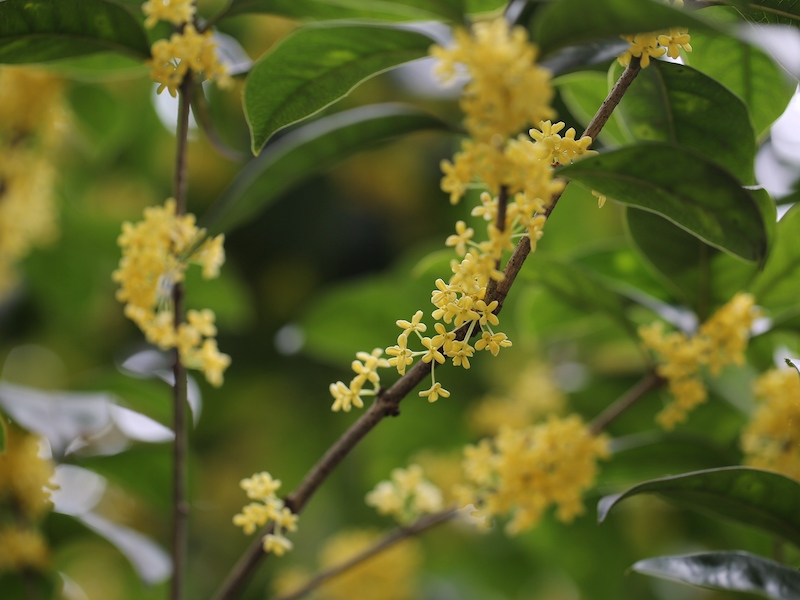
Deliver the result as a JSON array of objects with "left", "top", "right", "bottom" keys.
[{"left": 171, "top": 73, "right": 194, "bottom": 600}]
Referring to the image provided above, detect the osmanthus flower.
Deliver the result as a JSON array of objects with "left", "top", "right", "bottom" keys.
[
  {"left": 458, "top": 414, "right": 610, "bottom": 534},
  {"left": 0, "top": 67, "right": 67, "bottom": 298},
  {"left": 0, "top": 428, "right": 57, "bottom": 574},
  {"left": 617, "top": 0, "right": 692, "bottom": 68},
  {"left": 147, "top": 24, "right": 231, "bottom": 97},
  {"left": 741, "top": 367, "right": 800, "bottom": 480},
  {"left": 112, "top": 199, "right": 231, "bottom": 387},
  {"left": 329, "top": 348, "right": 390, "bottom": 412},
  {"left": 640, "top": 292, "right": 759, "bottom": 429},
  {"left": 142, "top": 0, "right": 196, "bottom": 28},
  {"left": 233, "top": 472, "right": 298, "bottom": 556},
  {"left": 366, "top": 464, "right": 444, "bottom": 524}
]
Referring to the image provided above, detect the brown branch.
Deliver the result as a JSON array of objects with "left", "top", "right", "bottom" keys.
[
  {"left": 273, "top": 509, "right": 458, "bottom": 600},
  {"left": 589, "top": 371, "right": 663, "bottom": 436},
  {"left": 210, "top": 56, "right": 644, "bottom": 600},
  {"left": 170, "top": 73, "right": 194, "bottom": 600}
]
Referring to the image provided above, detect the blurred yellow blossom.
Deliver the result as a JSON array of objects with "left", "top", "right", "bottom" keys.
[
  {"left": 233, "top": 472, "right": 298, "bottom": 556},
  {"left": 112, "top": 199, "right": 231, "bottom": 386},
  {"left": 469, "top": 362, "right": 567, "bottom": 436},
  {"left": 430, "top": 18, "right": 553, "bottom": 141},
  {"left": 741, "top": 367, "right": 800, "bottom": 479},
  {"left": 640, "top": 292, "right": 759, "bottom": 429},
  {"left": 0, "top": 429, "right": 57, "bottom": 520},
  {"left": 461, "top": 415, "right": 609, "bottom": 534},
  {"left": 460, "top": 414, "right": 610, "bottom": 534},
  {"left": 0, "top": 525, "right": 49, "bottom": 573},
  {"left": 147, "top": 24, "right": 231, "bottom": 96},
  {"left": 0, "top": 67, "right": 67, "bottom": 298},
  {"left": 366, "top": 464, "right": 444, "bottom": 524},
  {"left": 142, "top": 0, "right": 196, "bottom": 28}
]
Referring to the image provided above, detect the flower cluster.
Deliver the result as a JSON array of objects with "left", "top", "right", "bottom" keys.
[
  {"left": 0, "top": 67, "right": 67, "bottom": 298},
  {"left": 328, "top": 20, "right": 593, "bottom": 410},
  {"left": 233, "top": 472, "right": 298, "bottom": 556},
  {"left": 329, "top": 348, "right": 390, "bottom": 412},
  {"left": 617, "top": 0, "right": 692, "bottom": 68},
  {"left": 458, "top": 414, "right": 610, "bottom": 534},
  {"left": 112, "top": 199, "right": 231, "bottom": 386},
  {"left": 274, "top": 529, "right": 421, "bottom": 600},
  {"left": 0, "top": 429, "right": 58, "bottom": 573},
  {"left": 142, "top": 0, "right": 196, "bottom": 28},
  {"left": 146, "top": 17, "right": 231, "bottom": 96},
  {"left": 639, "top": 292, "right": 759, "bottom": 429},
  {"left": 741, "top": 367, "right": 800, "bottom": 480},
  {"left": 365, "top": 464, "right": 444, "bottom": 524}
]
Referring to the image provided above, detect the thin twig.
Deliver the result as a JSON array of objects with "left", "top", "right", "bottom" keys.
[
  {"left": 589, "top": 371, "right": 663, "bottom": 436},
  {"left": 210, "top": 56, "right": 644, "bottom": 600},
  {"left": 170, "top": 73, "right": 194, "bottom": 600},
  {"left": 274, "top": 509, "right": 458, "bottom": 600}
]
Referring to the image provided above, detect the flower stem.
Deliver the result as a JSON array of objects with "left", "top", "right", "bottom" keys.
[
  {"left": 170, "top": 73, "right": 193, "bottom": 600},
  {"left": 589, "top": 371, "right": 663, "bottom": 435},
  {"left": 273, "top": 509, "right": 458, "bottom": 600}
]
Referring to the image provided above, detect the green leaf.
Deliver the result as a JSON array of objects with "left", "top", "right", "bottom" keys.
[
  {"left": 557, "top": 143, "right": 767, "bottom": 263},
  {"left": 243, "top": 23, "right": 435, "bottom": 153},
  {"left": 598, "top": 467, "right": 800, "bottom": 549},
  {"left": 554, "top": 71, "right": 627, "bottom": 146},
  {"left": 751, "top": 204, "right": 800, "bottom": 312},
  {"left": 221, "top": 0, "right": 465, "bottom": 22},
  {"left": 731, "top": 0, "right": 800, "bottom": 26},
  {"left": 612, "top": 60, "right": 757, "bottom": 184},
  {"left": 625, "top": 208, "right": 758, "bottom": 317},
  {"left": 522, "top": 254, "right": 639, "bottom": 339},
  {"left": 204, "top": 104, "right": 451, "bottom": 234},
  {"left": 632, "top": 551, "right": 800, "bottom": 599},
  {"left": 0, "top": 0, "right": 150, "bottom": 64},
  {"left": 532, "top": 0, "right": 713, "bottom": 56},
  {"left": 687, "top": 26, "right": 796, "bottom": 138}
]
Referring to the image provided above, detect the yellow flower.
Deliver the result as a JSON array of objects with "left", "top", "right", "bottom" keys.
[
  {"left": 0, "top": 525, "right": 49, "bottom": 573},
  {"left": 142, "top": 0, "right": 196, "bottom": 28},
  {"left": 234, "top": 471, "right": 298, "bottom": 556},
  {"left": 366, "top": 464, "right": 444, "bottom": 524},
  {"left": 461, "top": 414, "right": 609, "bottom": 534},
  {"left": 741, "top": 367, "right": 800, "bottom": 480},
  {"left": 0, "top": 429, "right": 57, "bottom": 520},
  {"left": 419, "top": 381, "right": 450, "bottom": 403},
  {"left": 640, "top": 293, "right": 759, "bottom": 429},
  {"left": 113, "top": 199, "right": 230, "bottom": 386},
  {"left": 617, "top": 1, "right": 692, "bottom": 68},
  {"left": 431, "top": 18, "right": 554, "bottom": 141},
  {"left": 147, "top": 24, "right": 231, "bottom": 96}
]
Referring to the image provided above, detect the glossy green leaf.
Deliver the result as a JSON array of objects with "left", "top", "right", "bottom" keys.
[
  {"left": 0, "top": 0, "right": 150, "bottom": 64},
  {"left": 731, "top": 0, "right": 800, "bottom": 26},
  {"left": 205, "top": 104, "right": 450, "bottom": 234},
  {"left": 687, "top": 27, "right": 796, "bottom": 138},
  {"left": 613, "top": 60, "right": 756, "bottom": 184},
  {"left": 633, "top": 551, "right": 800, "bottom": 599},
  {"left": 532, "top": 0, "right": 712, "bottom": 56},
  {"left": 598, "top": 467, "right": 800, "bottom": 548},
  {"left": 554, "top": 71, "right": 627, "bottom": 146},
  {"left": 221, "top": 0, "right": 465, "bottom": 22},
  {"left": 557, "top": 143, "right": 767, "bottom": 262},
  {"left": 522, "top": 254, "right": 638, "bottom": 338},
  {"left": 751, "top": 204, "right": 800, "bottom": 312},
  {"left": 625, "top": 208, "right": 758, "bottom": 317},
  {"left": 244, "top": 24, "right": 435, "bottom": 153}
]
